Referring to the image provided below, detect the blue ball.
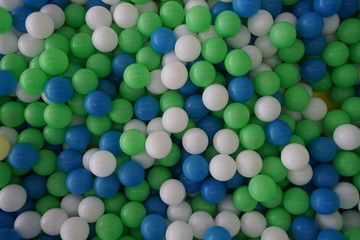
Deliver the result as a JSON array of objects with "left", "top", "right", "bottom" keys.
[
  {"left": 12, "top": 199, "right": 35, "bottom": 217},
  {"left": 178, "top": 79, "right": 199, "bottom": 96},
  {"left": 291, "top": 216, "right": 319, "bottom": 240},
  {"left": 0, "top": 211, "right": 14, "bottom": 228},
  {"left": 201, "top": 178, "right": 226, "bottom": 204},
  {"left": 47, "top": 0, "right": 69, "bottom": 9},
  {"left": 317, "top": 229, "right": 345, "bottom": 240},
  {"left": 151, "top": 27, "right": 176, "bottom": 54},
  {"left": 0, "top": 70, "right": 17, "bottom": 96},
  {"left": 84, "top": 91, "right": 112, "bottom": 117},
  {"left": 232, "top": 0, "right": 261, "bottom": 18},
  {"left": 265, "top": 120, "right": 292, "bottom": 146},
  {"left": 312, "top": 164, "right": 339, "bottom": 188},
  {"left": 309, "top": 137, "right": 337, "bottom": 162},
  {"left": 93, "top": 174, "right": 120, "bottom": 198},
  {"left": 37, "top": 236, "right": 59, "bottom": 240},
  {"left": 184, "top": 94, "right": 209, "bottom": 119},
  {"left": 179, "top": 174, "right": 202, "bottom": 194},
  {"left": 337, "top": 0, "right": 359, "bottom": 18},
  {"left": 8, "top": 143, "right": 38, "bottom": 170},
  {"left": 44, "top": 77, "right": 73, "bottom": 104},
  {"left": 57, "top": 149, "right": 83, "bottom": 173},
  {"left": 23, "top": 0, "right": 48, "bottom": 9},
  {"left": 310, "top": 188, "right": 340, "bottom": 214},
  {"left": 99, "top": 131, "right": 122, "bottom": 155},
  {"left": 303, "top": 34, "right": 326, "bottom": 56},
  {"left": 198, "top": 116, "right": 222, "bottom": 141},
  {"left": 112, "top": 53, "right": 135, "bottom": 78},
  {"left": 86, "top": 0, "right": 110, "bottom": 9},
  {"left": 224, "top": 172, "right": 244, "bottom": 189},
  {"left": 300, "top": 58, "right": 327, "bottom": 83},
  {"left": 297, "top": 11, "right": 324, "bottom": 39},
  {"left": 261, "top": 0, "right": 282, "bottom": 17},
  {"left": 227, "top": 77, "right": 254, "bottom": 103},
  {"left": 204, "top": 226, "right": 232, "bottom": 240},
  {"left": 134, "top": 96, "right": 160, "bottom": 121},
  {"left": 272, "top": 91, "right": 284, "bottom": 105},
  {"left": 182, "top": 154, "right": 209, "bottom": 182},
  {"left": 141, "top": 214, "right": 167, "bottom": 240},
  {"left": 210, "top": 2, "right": 232, "bottom": 20},
  {"left": 144, "top": 196, "right": 168, "bottom": 217},
  {"left": 117, "top": 161, "right": 145, "bottom": 187},
  {"left": 292, "top": 0, "right": 314, "bottom": 18},
  {"left": 65, "top": 125, "right": 91, "bottom": 150},
  {"left": 66, "top": 168, "right": 93, "bottom": 194},
  {"left": 22, "top": 174, "right": 47, "bottom": 199},
  {"left": 11, "top": 7, "right": 33, "bottom": 32},
  {"left": 313, "top": 0, "right": 342, "bottom": 17},
  {"left": 97, "top": 79, "right": 117, "bottom": 100},
  {"left": 0, "top": 228, "right": 20, "bottom": 240}
]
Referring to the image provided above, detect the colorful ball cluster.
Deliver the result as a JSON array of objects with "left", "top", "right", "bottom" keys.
[{"left": 0, "top": 0, "right": 359, "bottom": 239}]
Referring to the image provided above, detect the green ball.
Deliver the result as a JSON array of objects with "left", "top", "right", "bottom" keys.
[
  {"left": 136, "top": 46, "right": 161, "bottom": 71},
  {"left": 86, "top": 53, "right": 111, "bottom": 78},
  {"left": 47, "top": 171, "right": 69, "bottom": 197},
  {"left": 104, "top": 192, "right": 128, "bottom": 215},
  {"left": 119, "top": 129, "right": 146, "bottom": 156},
  {"left": 278, "top": 39, "right": 305, "bottom": 63},
  {"left": 322, "top": 109, "right": 350, "bottom": 134},
  {"left": 294, "top": 119, "right": 321, "bottom": 144},
  {"left": 60, "top": 63, "right": 81, "bottom": 80},
  {"left": 44, "top": 103, "right": 72, "bottom": 129},
  {"left": 86, "top": 115, "right": 112, "bottom": 135},
  {"left": 185, "top": 6, "right": 211, "bottom": 33},
  {"left": 79, "top": 24, "right": 93, "bottom": 35},
  {"left": 109, "top": 98, "right": 133, "bottom": 124},
  {"left": 261, "top": 156, "right": 288, "bottom": 183},
  {"left": 201, "top": 37, "right": 227, "bottom": 64},
  {"left": 68, "top": 92, "right": 87, "bottom": 116},
  {"left": 336, "top": 18, "right": 360, "bottom": 44},
  {"left": 119, "top": 28, "right": 143, "bottom": 54},
  {"left": 96, "top": 213, "right": 123, "bottom": 240},
  {"left": 72, "top": 68, "right": 98, "bottom": 95},
  {"left": 0, "top": 7, "right": 12, "bottom": 33},
  {"left": 283, "top": 187, "right": 309, "bottom": 215},
  {"left": 233, "top": 186, "right": 258, "bottom": 212},
  {"left": 137, "top": 12, "right": 162, "bottom": 37},
  {"left": 70, "top": 33, "right": 96, "bottom": 59},
  {"left": 309, "top": 72, "right": 332, "bottom": 92},
  {"left": 123, "top": 63, "right": 150, "bottom": 90},
  {"left": 248, "top": 174, "right": 277, "bottom": 202},
  {"left": 214, "top": 11, "right": 241, "bottom": 37},
  {"left": 239, "top": 123, "right": 265, "bottom": 150},
  {"left": 39, "top": 48, "right": 69, "bottom": 75},
  {"left": 189, "top": 60, "right": 216, "bottom": 87},
  {"left": 159, "top": 90, "right": 184, "bottom": 112},
  {"left": 223, "top": 103, "right": 250, "bottom": 129},
  {"left": 35, "top": 195, "right": 61, "bottom": 215},
  {"left": 64, "top": 3, "right": 86, "bottom": 28},
  {"left": 353, "top": 172, "right": 360, "bottom": 191},
  {"left": 43, "top": 126, "right": 67, "bottom": 145},
  {"left": 284, "top": 85, "right": 310, "bottom": 112},
  {"left": 265, "top": 207, "right": 292, "bottom": 231},
  {"left": 274, "top": 63, "right": 299, "bottom": 88},
  {"left": 147, "top": 166, "right": 172, "bottom": 190},
  {"left": 282, "top": 0, "right": 299, "bottom": 6},
  {"left": 331, "top": 64, "right": 358, "bottom": 88},
  {"left": 257, "top": 141, "right": 279, "bottom": 159},
  {"left": 33, "top": 149, "right": 57, "bottom": 176},
  {"left": 322, "top": 41, "right": 349, "bottom": 67},
  {"left": 44, "top": 34, "right": 70, "bottom": 54},
  {"left": 261, "top": 185, "right": 283, "bottom": 208},
  {"left": 0, "top": 53, "right": 28, "bottom": 79},
  {"left": 269, "top": 22, "right": 297, "bottom": 48},
  {"left": 344, "top": 229, "right": 360, "bottom": 240},
  {"left": 0, "top": 101, "right": 25, "bottom": 127},
  {"left": 0, "top": 162, "right": 11, "bottom": 188},
  {"left": 277, "top": 113, "right": 296, "bottom": 133},
  {"left": 333, "top": 151, "right": 360, "bottom": 177},
  {"left": 119, "top": 82, "right": 145, "bottom": 102},
  {"left": 18, "top": 128, "right": 44, "bottom": 150},
  {"left": 55, "top": 25, "right": 77, "bottom": 40},
  {"left": 349, "top": 41, "right": 360, "bottom": 64},
  {"left": 125, "top": 180, "right": 150, "bottom": 202},
  {"left": 329, "top": 86, "right": 355, "bottom": 105},
  {"left": 159, "top": 1, "right": 185, "bottom": 29},
  {"left": 19, "top": 68, "right": 48, "bottom": 95},
  {"left": 224, "top": 49, "right": 251, "bottom": 77},
  {"left": 254, "top": 70, "right": 280, "bottom": 96},
  {"left": 191, "top": 195, "right": 216, "bottom": 216},
  {"left": 157, "top": 143, "right": 181, "bottom": 167},
  {"left": 341, "top": 97, "right": 360, "bottom": 122},
  {"left": 120, "top": 201, "right": 146, "bottom": 228}
]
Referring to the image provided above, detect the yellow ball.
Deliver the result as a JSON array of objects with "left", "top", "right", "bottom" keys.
[{"left": 0, "top": 136, "right": 11, "bottom": 161}]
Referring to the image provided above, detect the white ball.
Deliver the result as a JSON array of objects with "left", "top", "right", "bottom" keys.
[
  {"left": 71, "top": 0, "right": 87, "bottom": 4},
  {"left": 287, "top": 164, "right": 313, "bottom": 186},
  {"left": 254, "top": 96, "right": 281, "bottom": 122},
  {"left": 188, "top": 211, "right": 215, "bottom": 239},
  {"left": 274, "top": 12, "right": 297, "bottom": 27},
  {"left": 198, "top": 25, "right": 220, "bottom": 43},
  {"left": 0, "top": 184, "right": 27, "bottom": 212},
  {"left": 14, "top": 211, "right": 41, "bottom": 239},
  {"left": 89, "top": 150, "right": 117, "bottom": 177},
  {"left": 0, "top": 126, "right": 19, "bottom": 146},
  {"left": 123, "top": 119, "right": 147, "bottom": 135},
  {"left": 182, "top": 128, "right": 209, "bottom": 154},
  {"left": 82, "top": 148, "right": 99, "bottom": 171},
  {"left": 296, "top": 82, "right": 313, "bottom": 97},
  {"left": 333, "top": 182, "right": 360, "bottom": 210},
  {"left": 78, "top": 196, "right": 105, "bottom": 223},
  {"left": 263, "top": 54, "right": 282, "bottom": 69},
  {"left": 184, "top": 0, "right": 209, "bottom": 12},
  {"left": 261, "top": 226, "right": 289, "bottom": 240},
  {"left": 40, "top": 4, "right": 65, "bottom": 29},
  {"left": 0, "top": 31, "right": 18, "bottom": 55},
  {"left": 202, "top": 84, "right": 229, "bottom": 111},
  {"left": 249, "top": 63, "right": 272, "bottom": 79},
  {"left": 25, "top": 12, "right": 54, "bottom": 39},
  {"left": 147, "top": 117, "right": 169, "bottom": 135},
  {"left": 102, "top": 0, "right": 120, "bottom": 4},
  {"left": 175, "top": 35, "right": 201, "bottom": 62},
  {"left": 161, "top": 61, "right": 188, "bottom": 90},
  {"left": 315, "top": 211, "right": 343, "bottom": 231},
  {"left": 209, "top": 154, "right": 237, "bottom": 181},
  {"left": 61, "top": 194, "right": 84, "bottom": 217},
  {"left": 322, "top": 14, "right": 340, "bottom": 35},
  {"left": 0, "top": 0, "right": 23, "bottom": 11},
  {"left": 113, "top": 2, "right": 139, "bottom": 29},
  {"left": 167, "top": 201, "right": 192, "bottom": 222},
  {"left": 254, "top": 35, "right": 278, "bottom": 58},
  {"left": 16, "top": 84, "right": 41, "bottom": 103},
  {"left": 215, "top": 211, "right": 241, "bottom": 237},
  {"left": 135, "top": 1, "right": 158, "bottom": 14},
  {"left": 301, "top": 97, "right": 328, "bottom": 121},
  {"left": 60, "top": 217, "right": 89, "bottom": 240},
  {"left": 247, "top": 10, "right": 274, "bottom": 37},
  {"left": 92, "top": 26, "right": 118, "bottom": 52},
  {"left": 145, "top": 131, "right": 172, "bottom": 159},
  {"left": 162, "top": 51, "right": 185, "bottom": 67},
  {"left": 341, "top": 210, "right": 360, "bottom": 232},
  {"left": 160, "top": 179, "right": 186, "bottom": 206},
  {"left": 281, "top": 143, "right": 309, "bottom": 171},
  {"left": 19, "top": 33, "right": 44, "bottom": 59},
  {"left": 217, "top": 194, "right": 241, "bottom": 215},
  {"left": 166, "top": 221, "right": 193, "bottom": 240},
  {"left": 147, "top": 69, "right": 168, "bottom": 95},
  {"left": 333, "top": 124, "right": 360, "bottom": 150},
  {"left": 41, "top": 208, "right": 69, "bottom": 236},
  {"left": 226, "top": 25, "right": 251, "bottom": 49},
  {"left": 162, "top": 107, "right": 189, "bottom": 133},
  {"left": 85, "top": 6, "right": 112, "bottom": 30},
  {"left": 132, "top": 150, "right": 155, "bottom": 169},
  {"left": 241, "top": 211, "right": 267, "bottom": 238},
  {"left": 242, "top": 45, "right": 263, "bottom": 70},
  {"left": 236, "top": 150, "right": 263, "bottom": 178},
  {"left": 213, "top": 129, "right": 239, "bottom": 154},
  {"left": 282, "top": 106, "right": 303, "bottom": 122},
  {"left": 173, "top": 24, "right": 197, "bottom": 39}
]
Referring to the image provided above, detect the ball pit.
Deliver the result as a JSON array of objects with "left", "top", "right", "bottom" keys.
[{"left": 0, "top": 0, "right": 359, "bottom": 239}]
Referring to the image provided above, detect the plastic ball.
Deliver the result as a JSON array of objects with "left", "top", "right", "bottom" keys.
[
  {"left": 8, "top": 143, "right": 38, "bottom": 170},
  {"left": 182, "top": 154, "right": 208, "bottom": 182},
  {"left": 65, "top": 125, "right": 91, "bottom": 150},
  {"left": 265, "top": 120, "right": 292, "bottom": 146},
  {"left": 98, "top": 131, "right": 121, "bottom": 155},
  {"left": 200, "top": 178, "right": 226, "bottom": 204},
  {"left": 84, "top": 91, "right": 112, "bottom": 117},
  {"left": 232, "top": 0, "right": 261, "bottom": 18},
  {"left": 202, "top": 84, "right": 229, "bottom": 111},
  {"left": 95, "top": 213, "right": 123, "bottom": 240},
  {"left": 150, "top": 27, "right": 176, "bottom": 54},
  {"left": 66, "top": 168, "right": 93, "bottom": 194},
  {"left": 78, "top": 196, "right": 105, "bottom": 223},
  {"left": 254, "top": 96, "right": 282, "bottom": 122},
  {"left": 209, "top": 154, "right": 236, "bottom": 181},
  {"left": 309, "top": 137, "right": 337, "bottom": 162},
  {"left": 224, "top": 49, "right": 251, "bottom": 77},
  {"left": 188, "top": 211, "right": 215, "bottom": 239},
  {"left": 269, "top": 22, "right": 297, "bottom": 48},
  {"left": 182, "top": 128, "right": 208, "bottom": 154},
  {"left": 315, "top": 211, "right": 343, "bottom": 231},
  {"left": 333, "top": 182, "right": 360, "bottom": 210},
  {"left": 14, "top": 211, "right": 41, "bottom": 239},
  {"left": 241, "top": 211, "right": 267, "bottom": 238},
  {"left": 113, "top": 2, "right": 138, "bottom": 28},
  {"left": 312, "top": 164, "right": 339, "bottom": 188},
  {"left": 40, "top": 208, "right": 68, "bottom": 236},
  {"left": 60, "top": 217, "right": 90, "bottom": 240},
  {"left": 310, "top": 188, "right": 340, "bottom": 214},
  {"left": 167, "top": 201, "right": 192, "bottom": 222},
  {"left": 44, "top": 77, "right": 73, "bottom": 104},
  {"left": 25, "top": 12, "right": 54, "bottom": 39},
  {"left": 162, "top": 107, "right": 188, "bottom": 134},
  {"left": 333, "top": 124, "right": 360, "bottom": 151},
  {"left": 281, "top": 143, "right": 310, "bottom": 170},
  {"left": 291, "top": 216, "right": 319, "bottom": 240},
  {"left": 140, "top": 214, "right": 167, "bottom": 240},
  {"left": 297, "top": 11, "right": 324, "bottom": 39},
  {"left": 92, "top": 26, "right": 118, "bottom": 52},
  {"left": 160, "top": 179, "right": 186, "bottom": 206},
  {"left": 301, "top": 97, "right": 328, "bottom": 121},
  {"left": 317, "top": 229, "right": 344, "bottom": 240},
  {"left": 247, "top": 10, "right": 274, "bottom": 37},
  {"left": 213, "top": 129, "right": 239, "bottom": 154},
  {"left": 261, "top": 226, "right": 289, "bottom": 240},
  {"left": 161, "top": 61, "right": 188, "bottom": 90},
  {"left": 0, "top": 31, "right": 18, "bottom": 55},
  {"left": 89, "top": 150, "right": 116, "bottom": 177},
  {"left": 39, "top": 48, "right": 69, "bottom": 75},
  {"left": 215, "top": 211, "right": 240, "bottom": 237},
  {"left": 93, "top": 174, "right": 119, "bottom": 198},
  {"left": 0, "top": 70, "right": 16, "bottom": 96},
  {"left": 60, "top": 194, "right": 84, "bottom": 217},
  {"left": 117, "top": 160, "right": 144, "bottom": 187},
  {"left": 0, "top": 184, "right": 27, "bottom": 212},
  {"left": 174, "top": 35, "right": 201, "bottom": 62},
  {"left": 166, "top": 221, "right": 193, "bottom": 240},
  {"left": 85, "top": 6, "right": 111, "bottom": 30}
]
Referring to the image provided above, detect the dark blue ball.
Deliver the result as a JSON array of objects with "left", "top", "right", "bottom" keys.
[
  {"left": 210, "top": 1, "right": 232, "bottom": 20},
  {"left": 261, "top": 0, "right": 282, "bottom": 17},
  {"left": 309, "top": 137, "right": 337, "bottom": 162},
  {"left": 99, "top": 131, "right": 122, "bottom": 155},
  {"left": 313, "top": 0, "right": 342, "bottom": 17},
  {"left": 0, "top": 228, "right": 20, "bottom": 240},
  {"left": 8, "top": 143, "right": 38, "bottom": 170},
  {"left": 201, "top": 178, "right": 226, "bottom": 204},
  {"left": 22, "top": 174, "right": 47, "bottom": 199},
  {"left": 224, "top": 172, "right": 244, "bottom": 189},
  {"left": 11, "top": 7, "right": 33, "bottom": 32},
  {"left": 317, "top": 229, "right": 345, "bottom": 240},
  {"left": 134, "top": 96, "right": 159, "bottom": 121},
  {"left": 182, "top": 154, "right": 209, "bottom": 182},
  {"left": 144, "top": 196, "right": 168, "bottom": 217},
  {"left": 97, "top": 79, "right": 117, "bottom": 100},
  {"left": 66, "top": 168, "right": 93, "bottom": 194},
  {"left": 297, "top": 11, "right": 324, "bottom": 39},
  {"left": 112, "top": 53, "right": 135, "bottom": 78},
  {"left": 117, "top": 161, "right": 145, "bottom": 187},
  {"left": 57, "top": 149, "right": 83, "bottom": 173},
  {"left": 0, "top": 70, "right": 17, "bottom": 96},
  {"left": 265, "top": 120, "right": 292, "bottom": 146},
  {"left": 292, "top": 0, "right": 314, "bottom": 18},
  {"left": 179, "top": 174, "right": 202, "bottom": 194},
  {"left": 44, "top": 77, "right": 73, "bottom": 104},
  {"left": 23, "top": 0, "right": 48, "bottom": 9},
  {"left": 303, "top": 34, "right": 326, "bottom": 56},
  {"left": 198, "top": 116, "right": 222, "bottom": 141},
  {"left": 310, "top": 188, "right": 340, "bottom": 214},
  {"left": 184, "top": 94, "right": 209, "bottom": 119},
  {"left": 338, "top": 0, "right": 359, "bottom": 18},
  {"left": 84, "top": 90, "right": 112, "bottom": 117},
  {"left": 0, "top": 211, "right": 14, "bottom": 228},
  {"left": 178, "top": 79, "right": 199, "bottom": 96},
  {"left": 47, "top": 0, "right": 69, "bottom": 9},
  {"left": 228, "top": 77, "right": 254, "bottom": 103},
  {"left": 301, "top": 58, "right": 327, "bottom": 82},
  {"left": 291, "top": 216, "right": 319, "bottom": 240},
  {"left": 94, "top": 174, "right": 120, "bottom": 198},
  {"left": 204, "top": 226, "right": 232, "bottom": 240},
  {"left": 151, "top": 27, "right": 176, "bottom": 54},
  {"left": 232, "top": 0, "right": 261, "bottom": 18},
  {"left": 312, "top": 164, "right": 339, "bottom": 188},
  {"left": 86, "top": 0, "right": 110, "bottom": 9},
  {"left": 65, "top": 125, "right": 91, "bottom": 150},
  {"left": 141, "top": 214, "right": 167, "bottom": 240}
]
